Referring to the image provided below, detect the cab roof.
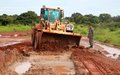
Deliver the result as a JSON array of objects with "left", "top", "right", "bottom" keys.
[{"left": 41, "top": 6, "right": 63, "bottom": 11}]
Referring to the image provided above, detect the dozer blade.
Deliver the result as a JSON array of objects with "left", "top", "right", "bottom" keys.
[{"left": 32, "top": 29, "right": 82, "bottom": 50}]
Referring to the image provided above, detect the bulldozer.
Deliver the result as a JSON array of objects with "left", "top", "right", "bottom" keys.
[{"left": 31, "top": 6, "right": 82, "bottom": 50}]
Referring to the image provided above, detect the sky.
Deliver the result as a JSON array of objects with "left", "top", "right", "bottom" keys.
[{"left": 0, "top": 0, "right": 120, "bottom": 17}]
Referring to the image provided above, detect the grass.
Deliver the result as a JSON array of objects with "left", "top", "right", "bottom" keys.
[
  {"left": 74, "top": 24, "right": 88, "bottom": 36},
  {"left": 0, "top": 24, "right": 32, "bottom": 32},
  {"left": 74, "top": 24, "right": 120, "bottom": 46},
  {"left": 94, "top": 28, "right": 120, "bottom": 45}
]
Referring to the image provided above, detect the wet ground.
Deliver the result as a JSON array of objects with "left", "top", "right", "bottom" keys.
[
  {"left": 9, "top": 51, "right": 75, "bottom": 75},
  {"left": 0, "top": 31, "right": 120, "bottom": 75},
  {"left": 81, "top": 37, "right": 120, "bottom": 59}
]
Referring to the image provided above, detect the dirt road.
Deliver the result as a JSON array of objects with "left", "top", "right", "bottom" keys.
[{"left": 0, "top": 31, "right": 120, "bottom": 75}]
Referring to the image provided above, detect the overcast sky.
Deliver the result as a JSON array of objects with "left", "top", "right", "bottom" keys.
[{"left": 0, "top": 0, "right": 120, "bottom": 17}]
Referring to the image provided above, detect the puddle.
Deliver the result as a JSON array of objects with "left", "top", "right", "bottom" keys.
[
  {"left": 0, "top": 39, "right": 24, "bottom": 47},
  {"left": 0, "top": 34, "right": 18, "bottom": 38},
  {"left": 0, "top": 35, "right": 11, "bottom": 38},
  {"left": 28, "top": 54, "right": 75, "bottom": 75},
  {"left": 96, "top": 44, "right": 120, "bottom": 59},
  {"left": 10, "top": 52, "right": 75, "bottom": 75},
  {"left": 15, "top": 62, "right": 32, "bottom": 74}
]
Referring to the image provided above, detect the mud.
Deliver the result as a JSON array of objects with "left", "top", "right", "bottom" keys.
[
  {"left": 96, "top": 43, "right": 120, "bottom": 59},
  {"left": 72, "top": 48, "right": 120, "bottom": 75},
  {"left": 0, "top": 31, "right": 120, "bottom": 75},
  {"left": 9, "top": 51, "right": 75, "bottom": 75}
]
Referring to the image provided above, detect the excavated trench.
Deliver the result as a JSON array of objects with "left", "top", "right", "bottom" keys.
[
  {"left": 0, "top": 39, "right": 77, "bottom": 75},
  {"left": 9, "top": 51, "right": 76, "bottom": 75}
]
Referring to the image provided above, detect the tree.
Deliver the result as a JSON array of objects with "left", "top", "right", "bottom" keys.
[
  {"left": 90, "top": 16, "right": 99, "bottom": 24},
  {"left": 0, "top": 14, "right": 13, "bottom": 25},
  {"left": 84, "top": 14, "right": 99, "bottom": 24},
  {"left": 71, "top": 12, "right": 83, "bottom": 24},
  {"left": 64, "top": 17, "right": 71, "bottom": 22},
  {"left": 81, "top": 16, "right": 89, "bottom": 24},
  {"left": 17, "top": 11, "right": 38, "bottom": 25},
  {"left": 112, "top": 16, "right": 120, "bottom": 22},
  {"left": 99, "top": 13, "right": 112, "bottom": 23}
]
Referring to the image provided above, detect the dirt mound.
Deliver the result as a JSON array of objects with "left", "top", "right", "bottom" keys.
[
  {"left": 0, "top": 49, "right": 21, "bottom": 75},
  {"left": 39, "top": 41, "right": 69, "bottom": 51},
  {"left": 0, "top": 41, "right": 32, "bottom": 51}
]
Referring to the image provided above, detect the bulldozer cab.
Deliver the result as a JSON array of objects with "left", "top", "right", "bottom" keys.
[{"left": 40, "top": 7, "right": 64, "bottom": 23}]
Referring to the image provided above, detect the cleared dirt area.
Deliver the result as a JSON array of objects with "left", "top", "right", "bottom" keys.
[{"left": 0, "top": 31, "right": 120, "bottom": 75}]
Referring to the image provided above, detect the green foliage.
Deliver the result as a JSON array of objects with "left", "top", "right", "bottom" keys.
[
  {"left": 0, "top": 11, "right": 39, "bottom": 26},
  {"left": 0, "top": 14, "right": 13, "bottom": 25},
  {"left": 94, "top": 27, "right": 120, "bottom": 46},
  {"left": 81, "top": 16, "right": 89, "bottom": 24},
  {"left": 84, "top": 14, "right": 99, "bottom": 24},
  {"left": 99, "top": 13, "right": 112, "bottom": 23},
  {"left": 65, "top": 13, "right": 101, "bottom": 24},
  {"left": 71, "top": 13, "right": 83, "bottom": 24},
  {"left": 112, "top": 16, "right": 120, "bottom": 22},
  {"left": 100, "top": 22, "right": 120, "bottom": 31},
  {"left": 0, "top": 24, "right": 31, "bottom": 32},
  {"left": 64, "top": 13, "right": 119, "bottom": 25},
  {"left": 73, "top": 24, "right": 88, "bottom": 36},
  {"left": 17, "top": 11, "right": 39, "bottom": 25}
]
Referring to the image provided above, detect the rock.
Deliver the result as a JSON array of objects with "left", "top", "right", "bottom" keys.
[
  {"left": 113, "top": 53, "right": 116, "bottom": 56},
  {"left": 118, "top": 55, "right": 120, "bottom": 60}
]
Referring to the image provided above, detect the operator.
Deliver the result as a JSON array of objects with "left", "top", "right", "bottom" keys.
[
  {"left": 40, "top": 18, "right": 45, "bottom": 28},
  {"left": 88, "top": 25, "right": 94, "bottom": 48},
  {"left": 55, "top": 19, "right": 60, "bottom": 30}
]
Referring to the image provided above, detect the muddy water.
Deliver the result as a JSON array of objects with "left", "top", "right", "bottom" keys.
[
  {"left": 0, "top": 39, "right": 24, "bottom": 47},
  {"left": 9, "top": 52, "right": 76, "bottom": 75},
  {"left": 96, "top": 43, "right": 120, "bottom": 59},
  {"left": 15, "top": 62, "right": 32, "bottom": 74},
  {"left": 80, "top": 37, "right": 120, "bottom": 59}
]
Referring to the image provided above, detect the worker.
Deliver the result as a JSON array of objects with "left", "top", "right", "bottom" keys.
[
  {"left": 54, "top": 19, "right": 60, "bottom": 30},
  {"left": 88, "top": 25, "right": 94, "bottom": 48},
  {"left": 41, "top": 18, "right": 45, "bottom": 27}
]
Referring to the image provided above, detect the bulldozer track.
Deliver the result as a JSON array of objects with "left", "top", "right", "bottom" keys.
[
  {"left": 82, "top": 56, "right": 120, "bottom": 75},
  {"left": 90, "top": 58, "right": 108, "bottom": 75},
  {"left": 81, "top": 57, "right": 104, "bottom": 75},
  {"left": 91, "top": 56, "right": 120, "bottom": 75},
  {"left": 72, "top": 50, "right": 120, "bottom": 75}
]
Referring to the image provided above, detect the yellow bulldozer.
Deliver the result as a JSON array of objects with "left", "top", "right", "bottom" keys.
[{"left": 31, "top": 6, "right": 82, "bottom": 50}]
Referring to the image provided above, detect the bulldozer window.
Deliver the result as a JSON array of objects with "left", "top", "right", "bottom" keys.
[
  {"left": 49, "top": 10, "right": 60, "bottom": 22},
  {"left": 42, "top": 9, "right": 62, "bottom": 23},
  {"left": 43, "top": 9, "right": 49, "bottom": 21},
  {"left": 41, "top": 9, "right": 45, "bottom": 14}
]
